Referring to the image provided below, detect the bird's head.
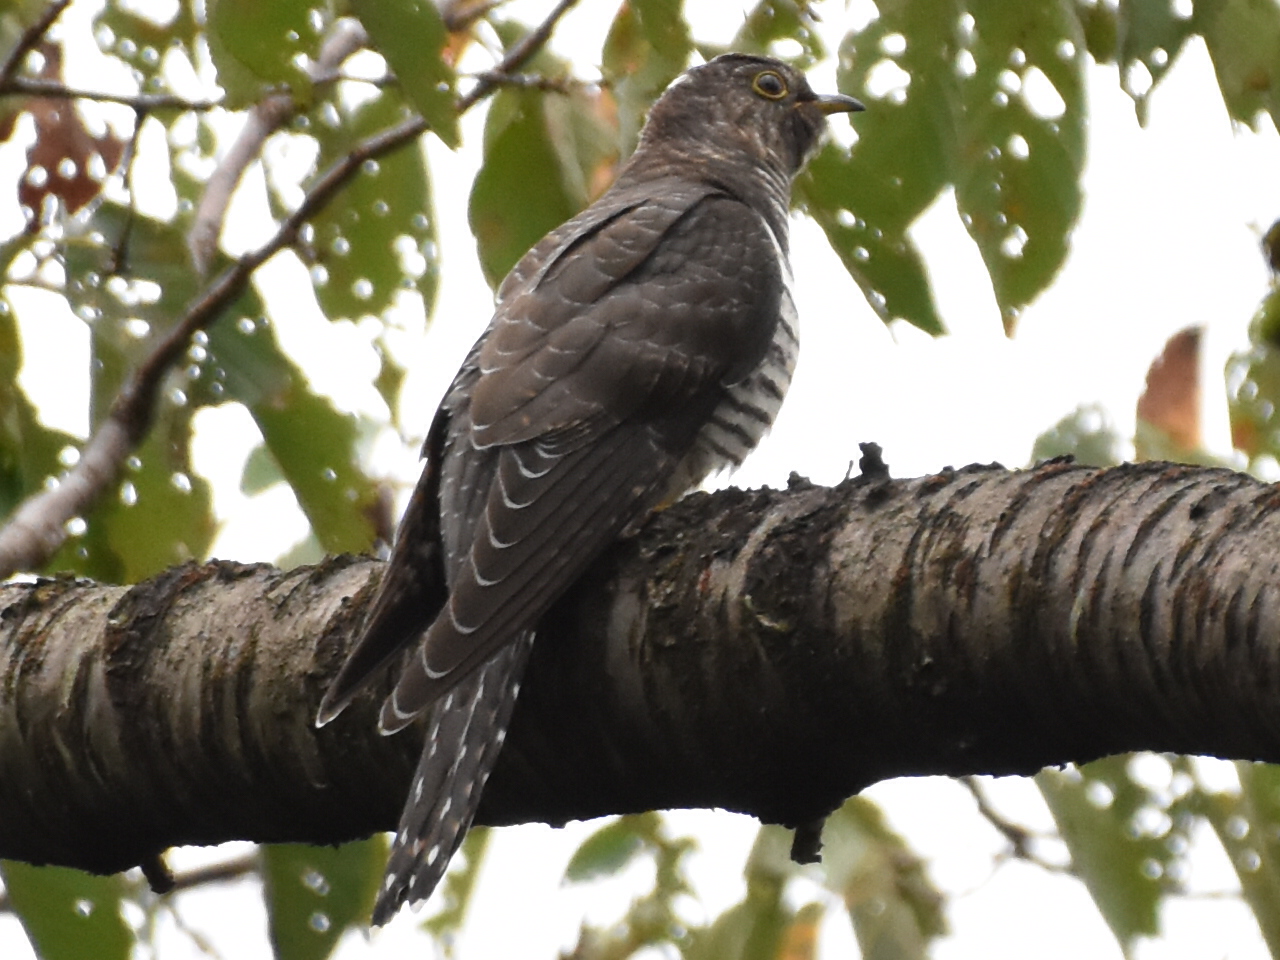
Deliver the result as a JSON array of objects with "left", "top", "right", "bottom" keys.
[{"left": 634, "top": 53, "right": 864, "bottom": 179}]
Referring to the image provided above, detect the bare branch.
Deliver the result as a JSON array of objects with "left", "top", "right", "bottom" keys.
[
  {"left": 469, "top": 70, "right": 585, "bottom": 95},
  {"left": 0, "top": 419, "right": 134, "bottom": 577},
  {"left": 166, "top": 851, "right": 260, "bottom": 894},
  {"left": 0, "top": 77, "right": 220, "bottom": 111},
  {"left": 186, "top": 17, "right": 370, "bottom": 274},
  {"left": 456, "top": 0, "right": 581, "bottom": 112},
  {"left": 439, "top": 0, "right": 510, "bottom": 32},
  {"left": 960, "top": 777, "right": 1071, "bottom": 875},
  {"left": 0, "top": 851, "right": 258, "bottom": 913},
  {"left": 0, "top": 0, "right": 72, "bottom": 87}
]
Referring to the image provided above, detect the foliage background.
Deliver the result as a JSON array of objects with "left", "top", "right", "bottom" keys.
[{"left": 2, "top": 0, "right": 1280, "bottom": 958}]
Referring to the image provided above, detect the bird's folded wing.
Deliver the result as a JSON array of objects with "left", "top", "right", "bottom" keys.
[
  {"left": 379, "top": 413, "right": 700, "bottom": 732},
  {"left": 380, "top": 194, "right": 787, "bottom": 729},
  {"left": 471, "top": 191, "right": 786, "bottom": 448}
]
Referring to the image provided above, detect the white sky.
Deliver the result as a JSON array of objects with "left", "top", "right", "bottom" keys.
[{"left": 4, "top": 0, "right": 1280, "bottom": 958}]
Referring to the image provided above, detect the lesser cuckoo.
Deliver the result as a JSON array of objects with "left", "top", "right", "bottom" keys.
[{"left": 317, "top": 52, "right": 863, "bottom": 925}]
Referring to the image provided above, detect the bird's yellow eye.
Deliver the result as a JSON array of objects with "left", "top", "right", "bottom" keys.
[{"left": 751, "top": 70, "right": 788, "bottom": 100}]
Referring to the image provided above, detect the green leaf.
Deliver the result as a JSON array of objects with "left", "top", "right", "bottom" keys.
[
  {"left": 350, "top": 0, "right": 459, "bottom": 147},
  {"left": 262, "top": 839, "right": 387, "bottom": 960},
  {"left": 372, "top": 336, "right": 408, "bottom": 428},
  {"left": 821, "top": 796, "right": 946, "bottom": 960},
  {"left": 470, "top": 89, "right": 582, "bottom": 288},
  {"left": 0, "top": 306, "right": 82, "bottom": 524},
  {"left": 16, "top": 211, "right": 220, "bottom": 582},
  {"left": 1201, "top": 763, "right": 1280, "bottom": 956},
  {"left": 241, "top": 442, "right": 285, "bottom": 495},
  {"left": 275, "top": 531, "right": 326, "bottom": 570},
  {"left": 205, "top": 0, "right": 320, "bottom": 106},
  {"left": 602, "top": 0, "right": 692, "bottom": 154},
  {"left": 1116, "top": 0, "right": 1196, "bottom": 124},
  {"left": 93, "top": 1, "right": 202, "bottom": 85},
  {"left": 730, "top": 0, "right": 826, "bottom": 67},
  {"left": 1037, "top": 757, "right": 1175, "bottom": 950},
  {"left": 302, "top": 87, "right": 438, "bottom": 324},
  {"left": 0, "top": 862, "right": 132, "bottom": 960},
  {"left": 686, "top": 831, "right": 793, "bottom": 960},
  {"left": 560, "top": 813, "right": 696, "bottom": 958},
  {"left": 564, "top": 817, "right": 649, "bottom": 883},
  {"left": 1196, "top": 0, "right": 1280, "bottom": 131},
  {"left": 62, "top": 203, "right": 380, "bottom": 558},
  {"left": 798, "top": 7, "right": 957, "bottom": 335},
  {"left": 203, "top": 315, "right": 381, "bottom": 556},
  {"left": 1227, "top": 290, "right": 1280, "bottom": 470},
  {"left": 956, "top": 0, "right": 1086, "bottom": 333},
  {"left": 56, "top": 206, "right": 233, "bottom": 580},
  {"left": 1078, "top": 0, "right": 1119, "bottom": 64},
  {"left": 59, "top": 399, "right": 216, "bottom": 582}
]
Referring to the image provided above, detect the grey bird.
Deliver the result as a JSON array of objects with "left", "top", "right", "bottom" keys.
[{"left": 316, "top": 52, "right": 863, "bottom": 925}]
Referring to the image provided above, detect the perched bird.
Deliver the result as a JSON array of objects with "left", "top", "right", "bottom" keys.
[{"left": 316, "top": 52, "right": 862, "bottom": 925}]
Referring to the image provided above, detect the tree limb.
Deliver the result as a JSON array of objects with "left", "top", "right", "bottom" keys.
[{"left": 2, "top": 461, "right": 1278, "bottom": 877}]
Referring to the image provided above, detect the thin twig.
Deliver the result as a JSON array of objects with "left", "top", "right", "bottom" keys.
[
  {"left": 440, "top": 0, "right": 510, "bottom": 32},
  {"left": 164, "top": 851, "right": 260, "bottom": 894},
  {"left": 104, "top": 106, "right": 148, "bottom": 276},
  {"left": 0, "top": 850, "right": 260, "bottom": 913},
  {"left": 160, "top": 900, "right": 226, "bottom": 960},
  {"left": 0, "top": 0, "right": 582, "bottom": 579},
  {"left": 457, "top": 0, "right": 581, "bottom": 112},
  {"left": 0, "top": 0, "right": 72, "bottom": 87},
  {"left": 0, "top": 74, "right": 392, "bottom": 110},
  {"left": 0, "top": 77, "right": 220, "bottom": 111},
  {"left": 960, "top": 776, "right": 1072, "bottom": 874},
  {"left": 469, "top": 70, "right": 583, "bottom": 95}
]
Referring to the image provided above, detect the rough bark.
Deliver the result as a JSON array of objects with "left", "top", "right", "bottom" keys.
[{"left": 1, "top": 459, "right": 1277, "bottom": 877}]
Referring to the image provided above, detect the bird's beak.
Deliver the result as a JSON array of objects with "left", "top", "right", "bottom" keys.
[{"left": 812, "top": 92, "right": 865, "bottom": 115}]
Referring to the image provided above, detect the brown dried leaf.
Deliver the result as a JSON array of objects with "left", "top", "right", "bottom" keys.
[
  {"left": 16, "top": 42, "right": 125, "bottom": 219},
  {"left": 1137, "top": 326, "right": 1202, "bottom": 451}
]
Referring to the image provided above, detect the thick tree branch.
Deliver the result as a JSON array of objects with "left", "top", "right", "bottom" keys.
[{"left": 1, "top": 461, "right": 1277, "bottom": 877}]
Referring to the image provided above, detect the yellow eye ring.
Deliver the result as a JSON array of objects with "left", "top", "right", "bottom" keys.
[{"left": 751, "top": 70, "right": 788, "bottom": 100}]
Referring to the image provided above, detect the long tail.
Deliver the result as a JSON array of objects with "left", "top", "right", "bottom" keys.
[{"left": 371, "top": 632, "right": 534, "bottom": 926}]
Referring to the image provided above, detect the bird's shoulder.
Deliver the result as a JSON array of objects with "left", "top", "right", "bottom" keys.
[{"left": 493, "top": 176, "right": 725, "bottom": 305}]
